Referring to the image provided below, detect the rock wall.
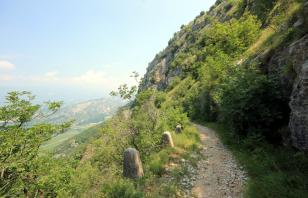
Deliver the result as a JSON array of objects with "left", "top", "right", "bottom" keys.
[
  {"left": 289, "top": 2, "right": 308, "bottom": 149},
  {"left": 290, "top": 59, "right": 308, "bottom": 150},
  {"left": 266, "top": 34, "right": 308, "bottom": 150},
  {"left": 288, "top": 35, "right": 308, "bottom": 150}
]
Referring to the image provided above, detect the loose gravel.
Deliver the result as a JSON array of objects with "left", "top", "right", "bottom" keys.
[{"left": 188, "top": 124, "right": 248, "bottom": 198}]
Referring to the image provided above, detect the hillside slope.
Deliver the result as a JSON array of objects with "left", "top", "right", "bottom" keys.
[
  {"left": 41, "top": 0, "right": 308, "bottom": 197},
  {"left": 39, "top": 98, "right": 124, "bottom": 126},
  {"left": 84, "top": 0, "right": 308, "bottom": 197},
  {"left": 140, "top": 0, "right": 308, "bottom": 150}
]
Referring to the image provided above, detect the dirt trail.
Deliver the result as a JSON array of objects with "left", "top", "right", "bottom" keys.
[{"left": 191, "top": 124, "right": 247, "bottom": 198}]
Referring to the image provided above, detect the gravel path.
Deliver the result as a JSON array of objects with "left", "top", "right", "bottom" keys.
[{"left": 191, "top": 124, "right": 247, "bottom": 198}]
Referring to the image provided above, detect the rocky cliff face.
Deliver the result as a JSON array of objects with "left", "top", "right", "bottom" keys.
[
  {"left": 288, "top": 35, "right": 308, "bottom": 150},
  {"left": 266, "top": 34, "right": 308, "bottom": 150},
  {"left": 290, "top": 59, "right": 308, "bottom": 150},
  {"left": 140, "top": 3, "right": 216, "bottom": 90},
  {"left": 140, "top": 0, "right": 308, "bottom": 150},
  {"left": 260, "top": 2, "right": 308, "bottom": 150}
]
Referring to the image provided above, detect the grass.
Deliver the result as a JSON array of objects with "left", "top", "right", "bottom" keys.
[
  {"left": 246, "top": 0, "right": 304, "bottom": 59},
  {"left": 102, "top": 179, "right": 145, "bottom": 198},
  {"left": 147, "top": 124, "right": 201, "bottom": 175},
  {"left": 40, "top": 123, "right": 99, "bottom": 153},
  {"left": 172, "top": 126, "right": 201, "bottom": 151},
  {"left": 137, "top": 123, "right": 202, "bottom": 197},
  {"left": 148, "top": 148, "right": 174, "bottom": 176},
  {"left": 204, "top": 122, "right": 308, "bottom": 198}
]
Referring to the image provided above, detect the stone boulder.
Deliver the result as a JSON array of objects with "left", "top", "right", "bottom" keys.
[
  {"left": 123, "top": 148, "right": 144, "bottom": 179},
  {"left": 162, "top": 131, "right": 174, "bottom": 147},
  {"left": 175, "top": 124, "right": 182, "bottom": 133}
]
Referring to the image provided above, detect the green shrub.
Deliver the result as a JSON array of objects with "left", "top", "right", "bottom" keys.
[
  {"left": 199, "top": 13, "right": 261, "bottom": 58},
  {"left": 171, "top": 52, "right": 199, "bottom": 78},
  {"left": 172, "top": 126, "right": 200, "bottom": 151},
  {"left": 130, "top": 97, "right": 163, "bottom": 157},
  {"left": 167, "top": 76, "right": 181, "bottom": 91},
  {"left": 102, "top": 180, "right": 144, "bottom": 198},
  {"left": 249, "top": 0, "right": 276, "bottom": 23},
  {"left": 161, "top": 107, "right": 189, "bottom": 130},
  {"left": 154, "top": 92, "right": 166, "bottom": 108},
  {"left": 134, "top": 89, "right": 154, "bottom": 107},
  {"left": 219, "top": 69, "right": 289, "bottom": 141},
  {"left": 148, "top": 149, "right": 171, "bottom": 176}
]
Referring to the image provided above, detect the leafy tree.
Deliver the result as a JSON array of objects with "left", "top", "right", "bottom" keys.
[
  {"left": 0, "top": 91, "right": 72, "bottom": 196},
  {"left": 219, "top": 69, "right": 288, "bottom": 140},
  {"left": 110, "top": 71, "right": 140, "bottom": 100},
  {"left": 200, "top": 13, "right": 261, "bottom": 58},
  {"left": 110, "top": 84, "right": 137, "bottom": 100}
]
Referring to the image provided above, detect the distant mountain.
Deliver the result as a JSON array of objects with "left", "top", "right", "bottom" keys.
[{"left": 40, "top": 97, "right": 125, "bottom": 126}]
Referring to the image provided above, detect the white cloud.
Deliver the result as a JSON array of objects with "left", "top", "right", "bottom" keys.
[
  {"left": 0, "top": 69, "right": 135, "bottom": 92},
  {"left": 0, "top": 74, "right": 14, "bottom": 81},
  {"left": 45, "top": 71, "right": 58, "bottom": 78},
  {"left": 0, "top": 60, "right": 15, "bottom": 70},
  {"left": 72, "top": 70, "right": 107, "bottom": 85}
]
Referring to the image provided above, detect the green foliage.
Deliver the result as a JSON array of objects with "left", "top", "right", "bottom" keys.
[
  {"left": 171, "top": 13, "right": 261, "bottom": 80},
  {"left": 160, "top": 107, "right": 189, "bottom": 131},
  {"left": 110, "top": 84, "right": 137, "bottom": 100},
  {"left": 201, "top": 13, "right": 261, "bottom": 58},
  {"left": 167, "top": 76, "right": 181, "bottom": 91},
  {"left": 111, "top": 71, "right": 140, "bottom": 100},
  {"left": 187, "top": 88, "right": 218, "bottom": 122},
  {"left": 134, "top": 89, "right": 155, "bottom": 107},
  {"left": 246, "top": 0, "right": 276, "bottom": 23},
  {"left": 166, "top": 13, "right": 263, "bottom": 128},
  {"left": 130, "top": 101, "right": 162, "bottom": 157},
  {"left": 199, "top": 51, "right": 234, "bottom": 90},
  {"left": 64, "top": 162, "right": 102, "bottom": 196},
  {"left": 167, "top": 12, "right": 290, "bottom": 143},
  {"left": 154, "top": 92, "right": 166, "bottom": 108},
  {"left": 0, "top": 91, "right": 72, "bottom": 196},
  {"left": 28, "top": 156, "right": 74, "bottom": 196},
  {"left": 0, "top": 91, "right": 39, "bottom": 125},
  {"left": 148, "top": 149, "right": 172, "bottom": 176},
  {"left": 172, "top": 52, "right": 199, "bottom": 77},
  {"left": 219, "top": 69, "right": 289, "bottom": 139},
  {"left": 45, "top": 101, "right": 63, "bottom": 112},
  {"left": 43, "top": 124, "right": 101, "bottom": 155},
  {"left": 172, "top": 126, "right": 200, "bottom": 151},
  {"left": 102, "top": 179, "right": 145, "bottom": 198}
]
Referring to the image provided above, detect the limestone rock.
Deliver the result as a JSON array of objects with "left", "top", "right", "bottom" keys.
[
  {"left": 123, "top": 148, "right": 144, "bottom": 179},
  {"left": 162, "top": 131, "right": 174, "bottom": 147},
  {"left": 289, "top": 60, "right": 308, "bottom": 150},
  {"left": 268, "top": 35, "right": 308, "bottom": 150},
  {"left": 175, "top": 124, "right": 182, "bottom": 133},
  {"left": 293, "top": 18, "right": 304, "bottom": 28}
]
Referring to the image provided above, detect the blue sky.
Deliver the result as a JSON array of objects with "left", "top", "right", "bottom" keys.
[{"left": 0, "top": 0, "right": 215, "bottom": 103}]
